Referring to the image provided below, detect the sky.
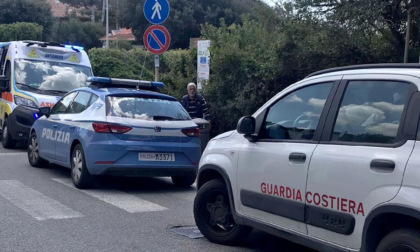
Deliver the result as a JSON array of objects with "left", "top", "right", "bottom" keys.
[{"left": 261, "top": 0, "right": 277, "bottom": 7}]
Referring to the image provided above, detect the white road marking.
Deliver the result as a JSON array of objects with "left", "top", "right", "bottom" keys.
[
  {"left": 53, "top": 178, "right": 168, "bottom": 213},
  {"left": 0, "top": 152, "right": 26, "bottom": 156},
  {"left": 0, "top": 180, "right": 83, "bottom": 221}
]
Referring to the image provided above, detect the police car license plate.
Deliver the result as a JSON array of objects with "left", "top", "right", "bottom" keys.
[{"left": 138, "top": 153, "right": 175, "bottom": 161}]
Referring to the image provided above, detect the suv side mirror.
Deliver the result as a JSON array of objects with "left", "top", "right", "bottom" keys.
[
  {"left": 39, "top": 107, "right": 51, "bottom": 118},
  {"left": 237, "top": 116, "right": 258, "bottom": 142},
  {"left": 0, "top": 75, "right": 9, "bottom": 92}
]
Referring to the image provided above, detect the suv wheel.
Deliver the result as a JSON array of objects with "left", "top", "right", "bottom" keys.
[
  {"left": 171, "top": 173, "right": 196, "bottom": 187},
  {"left": 194, "top": 179, "right": 252, "bottom": 245},
  {"left": 28, "top": 131, "right": 48, "bottom": 167},
  {"left": 376, "top": 228, "right": 420, "bottom": 252},
  {"left": 2, "top": 119, "right": 16, "bottom": 148},
  {"left": 71, "top": 144, "right": 94, "bottom": 189}
]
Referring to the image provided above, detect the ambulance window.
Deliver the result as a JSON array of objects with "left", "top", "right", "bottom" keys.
[
  {"left": 261, "top": 82, "right": 333, "bottom": 140},
  {"left": 331, "top": 81, "right": 410, "bottom": 144},
  {"left": 68, "top": 91, "right": 92, "bottom": 113},
  {"left": 0, "top": 48, "right": 7, "bottom": 75},
  {"left": 51, "top": 92, "right": 77, "bottom": 114}
]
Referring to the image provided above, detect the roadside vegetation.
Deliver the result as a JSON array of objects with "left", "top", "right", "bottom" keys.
[{"left": 1, "top": 0, "right": 419, "bottom": 135}]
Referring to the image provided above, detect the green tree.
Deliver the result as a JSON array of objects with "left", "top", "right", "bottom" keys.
[
  {"left": 0, "top": 22, "right": 43, "bottom": 41},
  {"left": 49, "top": 17, "right": 105, "bottom": 50},
  {"left": 200, "top": 17, "right": 280, "bottom": 133},
  {"left": 119, "top": 0, "right": 263, "bottom": 49},
  {"left": 0, "top": 0, "right": 53, "bottom": 39},
  {"left": 294, "top": 0, "right": 420, "bottom": 62}
]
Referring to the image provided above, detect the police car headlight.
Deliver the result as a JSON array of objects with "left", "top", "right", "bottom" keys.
[{"left": 14, "top": 95, "right": 38, "bottom": 108}]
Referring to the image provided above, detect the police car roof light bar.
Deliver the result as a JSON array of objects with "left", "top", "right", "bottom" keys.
[{"left": 87, "top": 77, "right": 164, "bottom": 89}]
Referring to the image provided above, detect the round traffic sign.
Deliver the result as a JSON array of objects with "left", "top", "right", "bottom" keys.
[
  {"left": 143, "top": 25, "right": 171, "bottom": 55},
  {"left": 143, "top": 0, "right": 170, "bottom": 25}
]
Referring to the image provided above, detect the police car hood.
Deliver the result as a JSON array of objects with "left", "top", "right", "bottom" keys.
[{"left": 106, "top": 116, "right": 198, "bottom": 142}]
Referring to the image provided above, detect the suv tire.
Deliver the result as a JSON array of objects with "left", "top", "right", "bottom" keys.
[
  {"left": 376, "top": 228, "right": 420, "bottom": 252},
  {"left": 194, "top": 179, "right": 252, "bottom": 245}
]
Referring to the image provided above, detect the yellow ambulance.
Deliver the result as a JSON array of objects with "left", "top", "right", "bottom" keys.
[{"left": 0, "top": 41, "right": 93, "bottom": 148}]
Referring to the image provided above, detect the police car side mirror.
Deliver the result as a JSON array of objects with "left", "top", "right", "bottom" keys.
[
  {"left": 237, "top": 116, "right": 258, "bottom": 142},
  {"left": 39, "top": 107, "right": 51, "bottom": 118}
]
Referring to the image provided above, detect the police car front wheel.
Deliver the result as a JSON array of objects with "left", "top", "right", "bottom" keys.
[
  {"left": 376, "top": 228, "right": 420, "bottom": 252},
  {"left": 71, "top": 144, "right": 94, "bottom": 189},
  {"left": 194, "top": 179, "right": 252, "bottom": 245},
  {"left": 28, "top": 132, "right": 48, "bottom": 167}
]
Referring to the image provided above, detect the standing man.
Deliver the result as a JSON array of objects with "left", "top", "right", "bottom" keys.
[{"left": 181, "top": 82, "right": 210, "bottom": 120}]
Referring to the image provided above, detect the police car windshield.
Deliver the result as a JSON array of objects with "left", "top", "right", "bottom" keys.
[
  {"left": 14, "top": 59, "right": 92, "bottom": 93},
  {"left": 106, "top": 96, "right": 190, "bottom": 121}
]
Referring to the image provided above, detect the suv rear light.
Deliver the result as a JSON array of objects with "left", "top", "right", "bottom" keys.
[
  {"left": 92, "top": 122, "right": 132, "bottom": 134},
  {"left": 182, "top": 128, "right": 200, "bottom": 137}
]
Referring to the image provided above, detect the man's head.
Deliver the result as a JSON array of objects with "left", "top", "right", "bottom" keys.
[{"left": 187, "top": 82, "right": 197, "bottom": 97}]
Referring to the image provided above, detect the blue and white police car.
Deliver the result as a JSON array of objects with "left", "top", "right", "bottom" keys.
[{"left": 27, "top": 77, "right": 201, "bottom": 189}]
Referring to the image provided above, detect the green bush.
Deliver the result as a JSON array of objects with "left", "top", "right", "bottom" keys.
[
  {"left": 0, "top": 22, "right": 43, "bottom": 41},
  {"left": 88, "top": 48, "right": 197, "bottom": 100}
]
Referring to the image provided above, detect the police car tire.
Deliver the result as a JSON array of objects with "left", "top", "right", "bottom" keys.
[
  {"left": 171, "top": 173, "right": 196, "bottom": 187},
  {"left": 376, "top": 228, "right": 420, "bottom": 252},
  {"left": 194, "top": 179, "right": 252, "bottom": 245},
  {"left": 28, "top": 132, "right": 48, "bottom": 167},
  {"left": 71, "top": 144, "right": 94, "bottom": 189},
  {"left": 2, "top": 119, "right": 16, "bottom": 149}
]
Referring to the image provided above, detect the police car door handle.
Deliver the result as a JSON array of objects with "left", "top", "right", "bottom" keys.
[
  {"left": 52, "top": 124, "right": 58, "bottom": 128},
  {"left": 370, "top": 159, "right": 395, "bottom": 173},
  {"left": 289, "top": 152, "right": 306, "bottom": 163}
]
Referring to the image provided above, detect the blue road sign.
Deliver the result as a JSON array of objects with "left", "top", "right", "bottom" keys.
[
  {"left": 143, "top": 0, "right": 170, "bottom": 24},
  {"left": 143, "top": 25, "right": 171, "bottom": 54}
]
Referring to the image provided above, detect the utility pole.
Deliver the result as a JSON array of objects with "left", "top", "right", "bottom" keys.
[
  {"left": 404, "top": 7, "right": 418, "bottom": 63},
  {"left": 105, "top": 0, "right": 109, "bottom": 49}
]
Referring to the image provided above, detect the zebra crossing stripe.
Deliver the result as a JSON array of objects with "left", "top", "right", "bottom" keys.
[
  {"left": 0, "top": 180, "right": 83, "bottom": 221},
  {"left": 0, "top": 152, "right": 26, "bottom": 156},
  {"left": 52, "top": 178, "right": 168, "bottom": 213}
]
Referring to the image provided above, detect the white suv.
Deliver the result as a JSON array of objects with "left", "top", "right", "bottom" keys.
[{"left": 193, "top": 64, "right": 420, "bottom": 252}]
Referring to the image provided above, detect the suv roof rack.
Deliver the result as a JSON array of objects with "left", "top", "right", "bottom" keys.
[
  {"left": 87, "top": 77, "right": 164, "bottom": 91},
  {"left": 22, "top": 41, "right": 84, "bottom": 52},
  {"left": 305, "top": 63, "right": 420, "bottom": 78}
]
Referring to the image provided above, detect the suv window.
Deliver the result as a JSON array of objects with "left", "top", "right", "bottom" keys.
[
  {"left": 331, "top": 80, "right": 410, "bottom": 144},
  {"left": 106, "top": 96, "right": 190, "bottom": 121},
  {"left": 261, "top": 82, "right": 333, "bottom": 140}
]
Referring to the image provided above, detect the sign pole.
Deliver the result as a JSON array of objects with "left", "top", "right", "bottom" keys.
[
  {"left": 143, "top": 0, "right": 170, "bottom": 81},
  {"left": 154, "top": 55, "right": 160, "bottom": 81}
]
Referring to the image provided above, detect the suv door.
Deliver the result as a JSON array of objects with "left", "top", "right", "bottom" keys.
[
  {"left": 307, "top": 75, "right": 417, "bottom": 249},
  {"left": 236, "top": 78, "right": 338, "bottom": 233}
]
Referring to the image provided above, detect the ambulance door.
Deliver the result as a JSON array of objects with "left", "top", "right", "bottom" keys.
[
  {"left": 236, "top": 80, "right": 337, "bottom": 233},
  {"left": 306, "top": 76, "right": 417, "bottom": 249},
  {"left": 0, "top": 47, "right": 10, "bottom": 128}
]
